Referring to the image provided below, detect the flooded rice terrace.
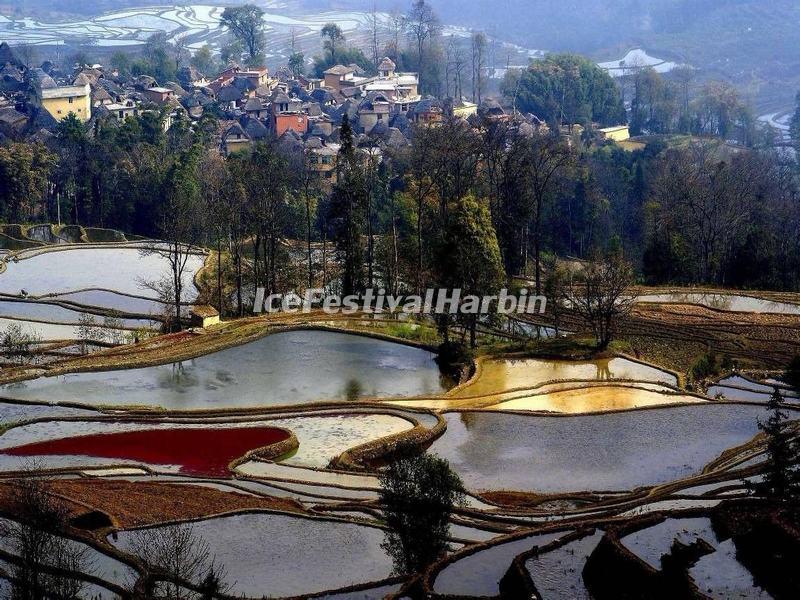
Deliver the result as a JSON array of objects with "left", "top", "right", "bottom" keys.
[
  {"left": 0, "top": 239, "right": 795, "bottom": 597},
  {"left": 0, "top": 330, "right": 445, "bottom": 409}
]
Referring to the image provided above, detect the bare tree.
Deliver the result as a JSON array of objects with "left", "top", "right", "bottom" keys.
[
  {"left": 140, "top": 148, "right": 204, "bottom": 330},
  {"left": 1, "top": 323, "right": 42, "bottom": 365},
  {"left": 567, "top": 251, "right": 636, "bottom": 350},
  {"left": 3, "top": 472, "right": 92, "bottom": 600},
  {"left": 369, "top": 2, "right": 381, "bottom": 67},
  {"left": 405, "top": 0, "right": 440, "bottom": 78},
  {"left": 470, "top": 31, "right": 487, "bottom": 104},
  {"left": 130, "top": 522, "right": 226, "bottom": 600}
]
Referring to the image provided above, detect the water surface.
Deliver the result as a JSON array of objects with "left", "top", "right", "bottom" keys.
[
  {"left": 111, "top": 513, "right": 393, "bottom": 597},
  {"left": 429, "top": 405, "right": 768, "bottom": 493},
  {"left": 0, "top": 330, "right": 445, "bottom": 409}
]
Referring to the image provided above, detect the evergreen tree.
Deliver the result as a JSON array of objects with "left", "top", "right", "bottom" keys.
[
  {"left": 328, "top": 115, "right": 368, "bottom": 296},
  {"left": 750, "top": 388, "right": 799, "bottom": 501},
  {"left": 379, "top": 446, "right": 465, "bottom": 576}
]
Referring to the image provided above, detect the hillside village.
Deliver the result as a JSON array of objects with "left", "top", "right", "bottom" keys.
[{"left": 0, "top": 39, "right": 636, "bottom": 184}]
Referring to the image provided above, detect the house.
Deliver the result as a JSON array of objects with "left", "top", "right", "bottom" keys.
[
  {"left": 275, "top": 112, "right": 309, "bottom": 137},
  {"left": 144, "top": 86, "right": 176, "bottom": 105},
  {"left": 0, "top": 106, "right": 28, "bottom": 139},
  {"left": 323, "top": 65, "right": 356, "bottom": 92},
  {"left": 358, "top": 92, "right": 391, "bottom": 134},
  {"left": 234, "top": 67, "right": 271, "bottom": 89},
  {"left": 244, "top": 97, "right": 269, "bottom": 120},
  {"left": 598, "top": 125, "right": 631, "bottom": 142},
  {"left": 221, "top": 122, "right": 251, "bottom": 154},
  {"left": 307, "top": 142, "right": 339, "bottom": 185},
  {"left": 410, "top": 98, "right": 443, "bottom": 126},
  {"left": 190, "top": 305, "right": 220, "bottom": 328},
  {"left": 105, "top": 99, "right": 139, "bottom": 123},
  {"left": 39, "top": 83, "right": 91, "bottom": 122}
]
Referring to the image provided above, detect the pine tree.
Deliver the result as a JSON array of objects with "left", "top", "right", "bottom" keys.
[{"left": 751, "top": 388, "right": 798, "bottom": 501}]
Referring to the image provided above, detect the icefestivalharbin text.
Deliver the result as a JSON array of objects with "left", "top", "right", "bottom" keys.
[{"left": 253, "top": 288, "right": 547, "bottom": 315}]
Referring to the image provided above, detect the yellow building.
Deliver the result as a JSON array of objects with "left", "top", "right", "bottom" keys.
[
  {"left": 598, "top": 125, "right": 630, "bottom": 142},
  {"left": 40, "top": 84, "right": 91, "bottom": 122}
]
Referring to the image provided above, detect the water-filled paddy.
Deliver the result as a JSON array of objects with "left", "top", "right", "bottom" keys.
[
  {"left": 0, "top": 247, "right": 204, "bottom": 299},
  {"left": 525, "top": 530, "right": 604, "bottom": 599},
  {"left": 111, "top": 513, "right": 394, "bottom": 597},
  {"left": 433, "top": 531, "right": 564, "bottom": 596},
  {"left": 429, "top": 405, "right": 770, "bottom": 493},
  {"left": 0, "top": 412, "right": 414, "bottom": 472},
  {"left": 638, "top": 292, "right": 800, "bottom": 314},
  {"left": 49, "top": 289, "right": 176, "bottom": 316},
  {"left": 0, "top": 299, "right": 153, "bottom": 328},
  {"left": 455, "top": 357, "right": 678, "bottom": 399},
  {"left": 487, "top": 384, "right": 702, "bottom": 413},
  {"left": 0, "top": 330, "right": 445, "bottom": 409},
  {"left": 621, "top": 517, "right": 717, "bottom": 569},
  {"left": 0, "top": 426, "right": 291, "bottom": 477}
]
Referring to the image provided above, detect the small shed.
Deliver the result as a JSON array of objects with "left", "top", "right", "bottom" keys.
[{"left": 190, "top": 305, "right": 220, "bottom": 328}]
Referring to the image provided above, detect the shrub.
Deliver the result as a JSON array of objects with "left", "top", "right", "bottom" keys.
[{"left": 691, "top": 351, "right": 720, "bottom": 381}]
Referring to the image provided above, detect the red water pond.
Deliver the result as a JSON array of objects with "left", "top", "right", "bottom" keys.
[{"left": 1, "top": 426, "right": 291, "bottom": 477}]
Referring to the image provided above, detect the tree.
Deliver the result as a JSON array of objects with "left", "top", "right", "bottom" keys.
[
  {"left": 1, "top": 323, "right": 42, "bottom": 365},
  {"left": 321, "top": 23, "right": 345, "bottom": 64},
  {"left": 405, "top": 0, "right": 440, "bottom": 89},
  {"left": 3, "top": 473, "right": 91, "bottom": 599},
  {"left": 645, "top": 144, "right": 756, "bottom": 283},
  {"left": 288, "top": 52, "right": 305, "bottom": 77},
  {"left": 503, "top": 53, "right": 625, "bottom": 129},
  {"left": 436, "top": 194, "right": 505, "bottom": 346},
  {"left": 141, "top": 145, "right": 204, "bottom": 329},
  {"left": 220, "top": 4, "right": 266, "bottom": 65},
  {"left": 328, "top": 115, "right": 368, "bottom": 296},
  {"left": 129, "top": 522, "right": 226, "bottom": 599},
  {"left": 749, "top": 389, "right": 799, "bottom": 501},
  {"left": 519, "top": 132, "right": 575, "bottom": 293},
  {"left": 191, "top": 44, "right": 215, "bottom": 74},
  {"left": 568, "top": 249, "right": 636, "bottom": 349},
  {"left": 379, "top": 447, "right": 466, "bottom": 575},
  {"left": 0, "top": 143, "right": 57, "bottom": 222},
  {"left": 791, "top": 91, "right": 800, "bottom": 156},
  {"left": 470, "top": 31, "right": 487, "bottom": 104},
  {"left": 110, "top": 50, "right": 132, "bottom": 76}
]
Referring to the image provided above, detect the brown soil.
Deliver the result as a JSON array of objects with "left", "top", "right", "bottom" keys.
[{"left": 41, "top": 479, "right": 305, "bottom": 528}]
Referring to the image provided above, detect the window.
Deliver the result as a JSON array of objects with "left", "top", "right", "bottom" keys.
[{"left": 68, "top": 97, "right": 73, "bottom": 104}]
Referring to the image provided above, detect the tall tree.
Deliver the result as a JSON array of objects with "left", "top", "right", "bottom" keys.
[
  {"left": 328, "top": 115, "right": 368, "bottom": 296},
  {"left": 405, "top": 0, "right": 440, "bottom": 88},
  {"left": 470, "top": 31, "right": 487, "bottom": 105},
  {"left": 220, "top": 4, "right": 266, "bottom": 65},
  {"left": 568, "top": 249, "right": 636, "bottom": 350},
  {"left": 142, "top": 145, "right": 204, "bottom": 330},
  {"left": 749, "top": 388, "right": 799, "bottom": 501},
  {"left": 321, "top": 23, "right": 345, "bottom": 65},
  {"left": 436, "top": 194, "right": 505, "bottom": 346},
  {"left": 0, "top": 143, "right": 56, "bottom": 223}
]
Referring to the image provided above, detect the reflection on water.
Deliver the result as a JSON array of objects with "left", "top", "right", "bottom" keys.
[
  {"left": 430, "top": 405, "right": 767, "bottom": 493},
  {"left": 455, "top": 357, "right": 677, "bottom": 399},
  {"left": 0, "top": 330, "right": 445, "bottom": 409},
  {"left": 111, "top": 513, "right": 393, "bottom": 597}
]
